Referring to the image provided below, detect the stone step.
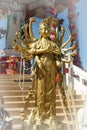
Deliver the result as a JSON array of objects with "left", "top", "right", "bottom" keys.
[
  {"left": 3, "top": 103, "right": 83, "bottom": 128},
  {"left": 4, "top": 103, "right": 83, "bottom": 109},
  {"left": 0, "top": 74, "right": 84, "bottom": 130},
  {"left": 0, "top": 78, "right": 32, "bottom": 82},
  {"left": 6, "top": 105, "right": 83, "bottom": 119},
  {"left": 0, "top": 90, "right": 28, "bottom": 96},
  {"left": 3, "top": 93, "right": 82, "bottom": 101},
  {"left": 0, "top": 74, "right": 31, "bottom": 78},
  {"left": 3, "top": 98, "right": 84, "bottom": 107},
  {"left": 0, "top": 88, "right": 81, "bottom": 99},
  {"left": 0, "top": 83, "right": 30, "bottom": 87},
  {"left": 11, "top": 121, "right": 77, "bottom": 130},
  {"left": 3, "top": 95, "right": 35, "bottom": 102},
  {"left": 10, "top": 113, "right": 79, "bottom": 125},
  {"left": 5, "top": 103, "right": 83, "bottom": 111},
  {"left": 10, "top": 111, "right": 79, "bottom": 122},
  {"left": 0, "top": 79, "right": 32, "bottom": 85},
  {"left": 0, "top": 86, "right": 30, "bottom": 90},
  {"left": 3, "top": 95, "right": 84, "bottom": 103},
  {"left": 9, "top": 115, "right": 78, "bottom": 130},
  {"left": 3, "top": 94, "right": 83, "bottom": 102}
]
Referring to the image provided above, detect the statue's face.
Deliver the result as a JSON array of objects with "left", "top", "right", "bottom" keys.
[
  {"left": 39, "top": 23, "right": 51, "bottom": 38},
  {"left": 39, "top": 17, "right": 58, "bottom": 39}
]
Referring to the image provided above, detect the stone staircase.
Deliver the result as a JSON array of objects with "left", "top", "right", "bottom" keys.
[{"left": 0, "top": 74, "right": 84, "bottom": 130}]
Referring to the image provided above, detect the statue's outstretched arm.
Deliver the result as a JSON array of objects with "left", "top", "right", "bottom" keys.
[
  {"left": 61, "top": 34, "right": 72, "bottom": 49},
  {"left": 13, "top": 39, "right": 51, "bottom": 57},
  {"left": 29, "top": 17, "right": 37, "bottom": 41},
  {"left": 13, "top": 40, "right": 33, "bottom": 60},
  {"left": 13, "top": 39, "right": 28, "bottom": 54},
  {"left": 16, "top": 31, "right": 29, "bottom": 47},
  {"left": 62, "top": 43, "right": 77, "bottom": 52},
  {"left": 61, "top": 57, "right": 72, "bottom": 63},
  {"left": 64, "top": 50, "right": 77, "bottom": 57},
  {"left": 59, "top": 27, "right": 65, "bottom": 47},
  {"left": 23, "top": 23, "right": 30, "bottom": 42}
]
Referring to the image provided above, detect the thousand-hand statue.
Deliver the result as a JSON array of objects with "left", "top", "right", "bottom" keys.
[{"left": 13, "top": 16, "right": 77, "bottom": 130}]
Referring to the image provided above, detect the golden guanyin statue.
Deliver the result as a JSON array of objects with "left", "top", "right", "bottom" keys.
[{"left": 13, "top": 16, "right": 77, "bottom": 130}]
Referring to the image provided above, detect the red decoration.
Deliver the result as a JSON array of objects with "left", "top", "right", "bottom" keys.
[
  {"left": 24, "top": 4, "right": 35, "bottom": 22},
  {"left": 56, "top": 75, "right": 60, "bottom": 82},
  {"left": 50, "top": 33, "right": 56, "bottom": 40},
  {"left": 51, "top": 23, "right": 56, "bottom": 28},
  {"left": 55, "top": 73, "right": 62, "bottom": 83},
  {"left": 65, "top": 68, "right": 69, "bottom": 73}
]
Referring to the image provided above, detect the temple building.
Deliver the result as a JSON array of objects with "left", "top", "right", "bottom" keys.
[{"left": 0, "top": 1, "right": 87, "bottom": 130}]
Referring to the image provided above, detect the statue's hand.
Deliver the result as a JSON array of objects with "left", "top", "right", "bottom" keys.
[
  {"left": 69, "top": 34, "right": 72, "bottom": 40},
  {"left": 61, "top": 26, "right": 65, "bottom": 34},
  {"left": 16, "top": 30, "right": 20, "bottom": 39},
  {"left": 13, "top": 40, "right": 24, "bottom": 53},
  {"left": 13, "top": 40, "right": 19, "bottom": 51},
  {"left": 56, "top": 61, "right": 62, "bottom": 68},
  {"left": 30, "top": 48, "right": 36, "bottom": 54},
  {"left": 29, "top": 17, "right": 36, "bottom": 23},
  {"left": 27, "top": 48, "right": 36, "bottom": 55}
]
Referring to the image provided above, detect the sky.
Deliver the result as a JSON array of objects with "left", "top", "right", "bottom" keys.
[
  {"left": 0, "top": 0, "right": 87, "bottom": 71},
  {"left": 76, "top": 0, "right": 87, "bottom": 71}
]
